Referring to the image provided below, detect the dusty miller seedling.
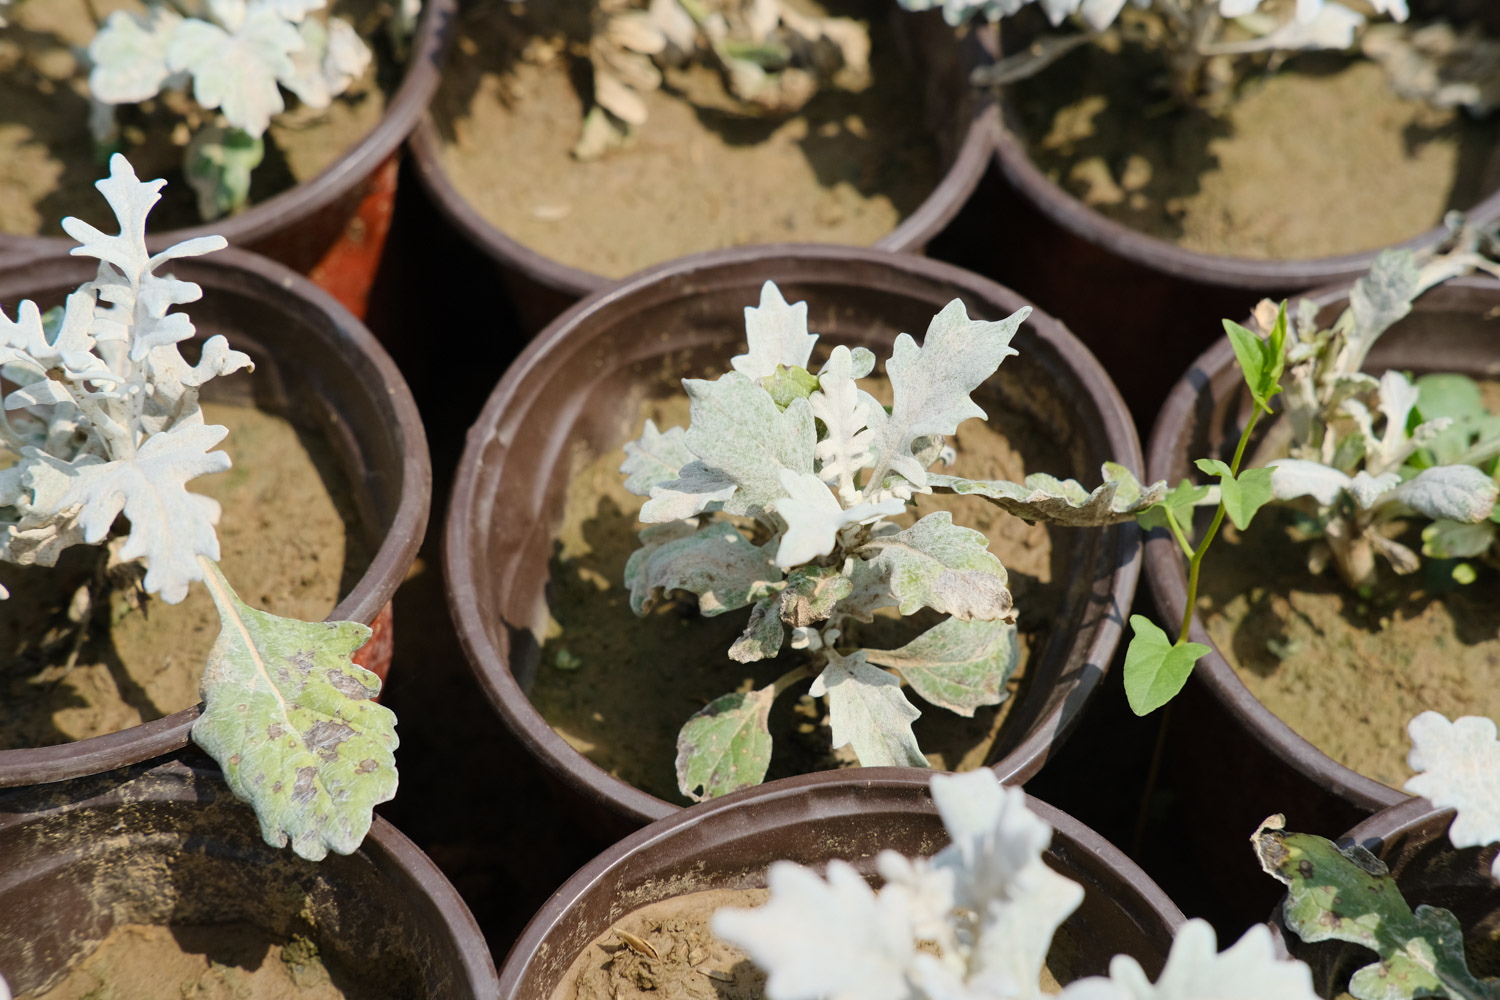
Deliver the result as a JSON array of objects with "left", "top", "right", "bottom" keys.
[
  {"left": 899, "top": 0, "right": 1411, "bottom": 102},
  {"left": 85, "top": 0, "right": 400, "bottom": 219},
  {"left": 619, "top": 281, "right": 1162, "bottom": 801},
  {"left": 715, "top": 768, "right": 1320, "bottom": 1000},
  {"left": 1254, "top": 713, "right": 1500, "bottom": 1000},
  {"left": 569, "top": 0, "right": 871, "bottom": 160},
  {"left": 0, "top": 154, "right": 396, "bottom": 862}
]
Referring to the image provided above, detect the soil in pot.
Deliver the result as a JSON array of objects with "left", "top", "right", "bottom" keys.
[
  {"left": 550, "top": 887, "right": 1087, "bottom": 999},
  {"left": 429, "top": 0, "right": 944, "bottom": 279},
  {"left": 0, "top": 399, "right": 372, "bottom": 750},
  {"left": 527, "top": 360, "right": 1067, "bottom": 806},
  {"left": 1008, "top": 21, "right": 1500, "bottom": 260},
  {"left": 0, "top": 0, "right": 401, "bottom": 236},
  {"left": 23, "top": 922, "right": 379, "bottom": 1000},
  {"left": 1195, "top": 506, "right": 1500, "bottom": 791}
]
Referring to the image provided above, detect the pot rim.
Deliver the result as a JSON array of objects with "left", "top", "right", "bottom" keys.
[
  {"left": 1143, "top": 273, "right": 1500, "bottom": 814},
  {"left": 0, "top": 246, "right": 432, "bottom": 786},
  {"left": 444, "top": 240, "right": 1144, "bottom": 826},
  {"left": 0, "top": 0, "right": 455, "bottom": 257},
  {"left": 0, "top": 753, "right": 502, "bottom": 997},
  {"left": 496, "top": 766, "right": 1187, "bottom": 996},
  {"left": 407, "top": 9, "right": 1001, "bottom": 300},
  {"left": 991, "top": 94, "right": 1500, "bottom": 292}
]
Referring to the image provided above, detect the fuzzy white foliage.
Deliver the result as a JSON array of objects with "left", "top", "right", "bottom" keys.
[
  {"left": 714, "top": 770, "right": 1317, "bottom": 1000},
  {"left": 772, "top": 469, "right": 903, "bottom": 569},
  {"left": 1405, "top": 712, "right": 1500, "bottom": 881},
  {"left": 732, "top": 281, "right": 820, "bottom": 379},
  {"left": 88, "top": 0, "right": 377, "bottom": 137},
  {"left": 0, "top": 154, "right": 249, "bottom": 603}
]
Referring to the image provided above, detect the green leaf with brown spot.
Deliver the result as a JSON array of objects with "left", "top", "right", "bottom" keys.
[
  {"left": 1252, "top": 817, "right": 1500, "bottom": 1000},
  {"left": 676, "top": 686, "right": 774, "bottom": 801},
  {"left": 191, "top": 559, "right": 397, "bottom": 862}
]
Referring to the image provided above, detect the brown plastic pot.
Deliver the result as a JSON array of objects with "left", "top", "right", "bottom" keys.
[
  {"left": 1272, "top": 798, "right": 1500, "bottom": 997},
  {"left": 0, "top": 248, "right": 431, "bottom": 788},
  {"left": 498, "top": 767, "right": 1185, "bottom": 998},
  {"left": 0, "top": 0, "right": 455, "bottom": 319},
  {"left": 408, "top": 7, "right": 1000, "bottom": 332},
  {"left": 1142, "top": 275, "right": 1500, "bottom": 923},
  {"left": 0, "top": 752, "right": 499, "bottom": 997},
  {"left": 445, "top": 242, "right": 1146, "bottom": 830}
]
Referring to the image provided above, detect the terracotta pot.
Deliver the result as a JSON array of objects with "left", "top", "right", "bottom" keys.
[
  {"left": 0, "top": 752, "right": 499, "bottom": 997},
  {"left": 0, "top": 248, "right": 432, "bottom": 787},
  {"left": 497, "top": 767, "right": 1185, "bottom": 998},
  {"left": 445, "top": 242, "right": 1146, "bottom": 829},
  {"left": 408, "top": 7, "right": 1000, "bottom": 332},
  {"left": 1272, "top": 797, "right": 1500, "bottom": 997},
  {"left": 1142, "top": 275, "right": 1500, "bottom": 924},
  {"left": 0, "top": 0, "right": 456, "bottom": 320}
]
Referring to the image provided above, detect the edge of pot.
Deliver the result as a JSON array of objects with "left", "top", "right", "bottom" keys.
[
  {"left": 0, "top": 247, "right": 432, "bottom": 786},
  {"left": 496, "top": 766, "right": 1187, "bottom": 998},
  {"left": 991, "top": 98, "right": 1500, "bottom": 292},
  {"left": 407, "top": 10, "right": 1001, "bottom": 302},
  {"left": 0, "top": 0, "right": 456, "bottom": 259},
  {"left": 444, "top": 241, "right": 1145, "bottom": 827}
]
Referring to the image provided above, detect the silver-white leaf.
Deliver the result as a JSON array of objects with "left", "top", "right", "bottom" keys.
[{"left": 1405, "top": 712, "right": 1500, "bottom": 881}]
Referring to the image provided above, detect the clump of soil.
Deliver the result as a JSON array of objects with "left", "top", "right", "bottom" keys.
[
  {"left": 1011, "top": 32, "right": 1500, "bottom": 260},
  {"left": 0, "top": 0, "right": 395, "bottom": 236},
  {"left": 551, "top": 887, "right": 1084, "bottom": 1000},
  {"left": 527, "top": 366, "right": 1065, "bottom": 805},
  {"left": 1198, "top": 509, "right": 1500, "bottom": 789},
  {"left": 431, "top": 0, "right": 944, "bottom": 279},
  {"left": 0, "top": 400, "right": 370, "bottom": 750},
  {"left": 22, "top": 922, "right": 377, "bottom": 1000}
]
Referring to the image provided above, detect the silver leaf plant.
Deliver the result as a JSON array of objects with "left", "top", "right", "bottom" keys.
[
  {"left": 0, "top": 155, "right": 396, "bottom": 861},
  {"left": 716, "top": 768, "right": 1321, "bottom": 1000},
  {"left": 85, "top": 0, "right": 409, "bottom": 220},
  {"left": 619, "top": 281, "right": 1161, "bottom": 801}
]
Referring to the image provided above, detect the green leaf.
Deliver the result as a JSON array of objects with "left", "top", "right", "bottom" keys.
[
  {"left": 778, "top": 564, "right": 853, "bottom": 628},
  {"left": 760, "top": 364, "right": 821, "bottom": 409},
  {"left": 1195, "top": 459, "right": 1274, "bottom": 531},
  {"left": 676, "top": 686, "right": 775, "bottom": 801},
  {"left": 185, "top": 126, "right": 263, "bottom": 221},
  {"left": 864, "top": 617, "right": 1018, "bottom": 717},
  {"left": 1421, "top": 519, "right": 1496, "bottom": 560},
  {"left": 1252, "top": 819, "right": 1500, "bottom": 1000},
  {"left": 191, "top": 561, "right": 396, "bottom": 862},
  {"left": 810, "top": 651, "right": 927, "bottom": 768},
  {"left": 1224, "top": 301, "right": 1286, "bottom": 413},
  {"left": 856, "top": 511, "right": 1012, "bottom": 622},
  {"left": 1136, "top": 479, "right": 1209, "bottom": 534},
  {"left": 1123, "top": 615, "right": 1208, "bottom": 716}
]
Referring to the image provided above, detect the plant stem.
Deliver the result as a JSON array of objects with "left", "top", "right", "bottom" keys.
[
  {"left": 770, "top": 664, "right": 813, "bottom": 699},
  {"left": 1177, "top": 405, "right": 1263, "bottom": 644}
]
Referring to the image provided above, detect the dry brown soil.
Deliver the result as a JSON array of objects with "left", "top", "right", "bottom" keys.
[
  {"left": 551, "top": 887, "right": 1082, "bottom": 1000},
  {"left": 0, "top": 401, "right": 369, "bottom": 750},
  {"left": 1012, "top": 32, "right": 1500, "bottom": 260},
  {"left": 0, "top": 0, "right": 393, "bottom": 235},
  {"left": 527, "top": 367, "right": 1064, "bottom": 806},
  {"left": 22, "top": 922, "right": 376, "bottom": 1000},
  {"left": 430, "top": 0, "right": 943, "bottom": 279}
]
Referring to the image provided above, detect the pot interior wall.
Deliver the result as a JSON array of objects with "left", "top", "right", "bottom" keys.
[
  {"left": 476, "top": 265, "right": 1127, "bottom": 774},
  {"left": 0, "top": 758, "right": 473, "bottom": 997},
  {"left": 1280, "top": 807, "right": 1500, "bottom": 996},
  {"left": 511, "top": 784, "right": 1176, "bottom": 997}
]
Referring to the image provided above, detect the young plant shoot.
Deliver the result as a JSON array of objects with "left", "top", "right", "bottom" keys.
[
  {"left": 1254, "top": 711, "right": 1500, "bottom": 1000},
  {"left": 0, "top": 154, "right": 396, "bottom": 862},
  {"left": 898, "top": 0, "right": 1412, "bottom": 102},
  {"left": 619, "top": 282, "right": 1161, "bottom": 801},
  {"left": 716, "top": 768, "right": 1320, "bottom": 1000},
  {"left": 84, "top": 0, "right": 412, "bottom": 219}
]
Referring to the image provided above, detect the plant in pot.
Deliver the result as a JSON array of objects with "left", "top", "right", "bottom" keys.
[
  {"left": 0, "top": 0, "right": 452, "bottom": 316},
  {"left": 1, "top": 154, "right": 402, "bottom": 861},
  {"left": 410, "top": 0, "right": 997, "bottom": 327},
  {"left": 1253, "top": 710, "right": 1500, "bottom": 1000},
  {"left": 911, "top": 0, "right": 1500, "bottom": 289},
  {"left": 445, "top": 245, "right": 1148, "bottom": 829},
  {"left": 622, "top": 279, "right": 1165, "bottom": 801}
]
